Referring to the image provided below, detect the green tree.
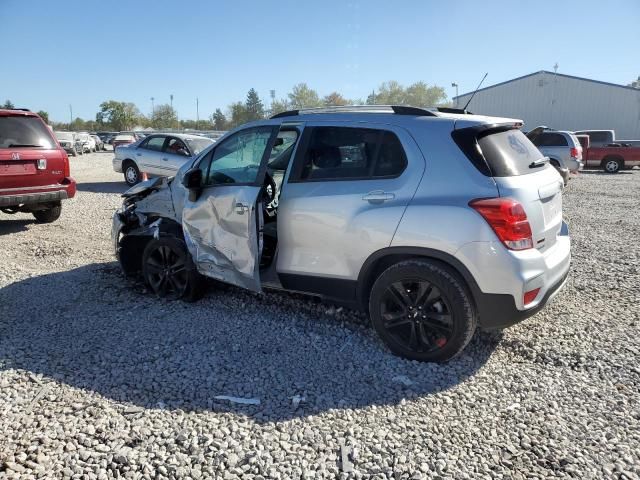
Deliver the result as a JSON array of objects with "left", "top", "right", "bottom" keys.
[
  {"left": 2, "top": 100, "right": 15, "bottom": 109},
  {"left": 211, "top": 108, "right": 228, "bottom": 130},
  {"left": 244, "top": 88, "right": 265, "bottom": 121},
  {"left": 151, "top": 104, "right": 178, "bottom": 129},
  {"left": 287, "top": 83, "right": 322, "bottom": 109},
  {"left": 322, "top": 92, "right": 349, "bottom": 106},
  {"left": 228, "top": 102, "right": 248, "bottom": 128},
  {"left": 37, "top": 110, "right": 49, "bottom": 124},
  {"left": 367, "top": 80, "right": 447, "bottom": 107},
  {"left": 270, "top": 98, "right": 289, "bottom": 115},
  {"left": 96, "top": 100, "right": 142, "bottom": 130}
]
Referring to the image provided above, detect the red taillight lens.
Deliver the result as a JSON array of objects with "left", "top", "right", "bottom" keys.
[
  {"left": 523, "top": 288, "right": 540, "bottom": 305},
  {"left": 469, "top": 198, "right": 533, "bottom": 250},
  {"left": 62, "top": 151, "right": 70, "bottom": 177},
  {"left": 570, "top": 147, "right": 578, "bottom": 158}
]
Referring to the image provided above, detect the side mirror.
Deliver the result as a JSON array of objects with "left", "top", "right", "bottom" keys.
[{"left": 182, "top": 168, "right": 203, "bottom": 189}]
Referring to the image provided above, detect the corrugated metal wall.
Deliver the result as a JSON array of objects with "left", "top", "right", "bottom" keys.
[{"left": 454, "top": 72, "right": 640, "bottom": 139}]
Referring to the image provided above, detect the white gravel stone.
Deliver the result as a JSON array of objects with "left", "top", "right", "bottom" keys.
[{"left": 0, "top": 155, "right": 638, "bottom": 479}]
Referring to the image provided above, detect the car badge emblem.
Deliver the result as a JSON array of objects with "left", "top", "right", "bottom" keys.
[{"left": 11, "top": 152, "right": 20, "bottom": 160}]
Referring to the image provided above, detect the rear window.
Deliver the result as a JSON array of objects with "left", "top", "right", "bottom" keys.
[
  {"left": 532, "top": 132, "right": 568, "bottom": 147},
  {"left": 477, "top": 129, "right": 546, "bottom": 177},
  {"left": 0, "top": 115, "right": 56, "bottom": 149}
]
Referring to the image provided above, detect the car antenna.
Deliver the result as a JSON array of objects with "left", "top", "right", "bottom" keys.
[{"left": 463, "top": 73, "right": 488, "bottom": 111}]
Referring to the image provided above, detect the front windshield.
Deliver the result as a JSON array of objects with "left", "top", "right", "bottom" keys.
[{"left": 185, "top": 137, "right": 214, "bottom": 155}]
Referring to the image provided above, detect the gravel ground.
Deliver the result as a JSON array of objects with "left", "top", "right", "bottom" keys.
[{"left": 0, "top": 154, "right": 638, "bottom": 479}]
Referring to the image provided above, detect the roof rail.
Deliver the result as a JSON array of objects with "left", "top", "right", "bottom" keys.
[
  {"left": 270, "top": 105, "right": 437, "bottom": 119},
  {"left": 433, "top": 107, "right": 474, "bottom": 115},
  {"left": 2, "top": 107, "right": 31, "bottom": 112}
]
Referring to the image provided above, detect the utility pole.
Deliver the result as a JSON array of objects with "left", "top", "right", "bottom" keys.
[
  {"left": 196, "top": 97, "right": 199, "bottom": 131},
  {"left": 69, "top": 104, "right": 73, "bottom": 125},
  {"left": 150, "top": 97, "right": 155, "bottom": 116},
  {"left": 170, "top": 94, "right": 173, "bottom": 110},
  {"left": 451, "top": 82, "right": 459, "bottom": 107}
]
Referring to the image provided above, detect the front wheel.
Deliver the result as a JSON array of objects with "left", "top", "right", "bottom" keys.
[
  {"left": 33, "top": 203, "right": 62, "bottom": 223},
  {"left": 142, "top": 236, "right": 203, "bottom": 302},
  {"left": 123, "top": 162, "right": 141, "bottom": 186},
  {"left": 368, "top": 259, "right": 476, "bottom": 362}
]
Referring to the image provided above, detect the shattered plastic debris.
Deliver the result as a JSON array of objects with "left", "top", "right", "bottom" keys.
[
  {"left": 339, "top": 443, "right": 355, "bottom": 473},
  {"left": 392, "top": 375, "right": 414, "bottom": 387},
  {"left": 291, "top": 394, "right": 306, "bottom": 409},
  {"left": 213, "top": 395, "right": 261, "bottom": 406}
]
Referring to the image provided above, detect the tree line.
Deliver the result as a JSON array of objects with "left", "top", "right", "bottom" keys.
[{"left": 2, "top": 80, "right": 448, "bottom": 132}]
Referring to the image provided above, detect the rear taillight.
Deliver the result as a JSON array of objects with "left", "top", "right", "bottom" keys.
[
  {"left": 524, "top": 288, "right": 540, "bottom": 306},
  {"left": 570, "top": 147, "right": 578, "bottom": 158},
  {"left": 469, "top": 198, "right": 533, "bottom": 250},
  {"left": 62, "top": 151, "right": 70, "bottom": 177}
]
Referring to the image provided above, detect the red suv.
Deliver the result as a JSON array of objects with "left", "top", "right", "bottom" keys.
[{"left": 0, "top": 109, "right": 76, "bottom": 223}]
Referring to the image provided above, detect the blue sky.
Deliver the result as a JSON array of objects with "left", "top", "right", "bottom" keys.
[{"left": 1, "top": 0, "right": 638, "bottom": 122}]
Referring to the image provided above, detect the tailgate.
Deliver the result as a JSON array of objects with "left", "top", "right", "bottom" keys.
[{"left": 0, "top": 148, "right": 67, "bottom": 190}]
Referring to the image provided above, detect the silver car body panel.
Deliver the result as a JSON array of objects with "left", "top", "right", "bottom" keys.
[{"left": 276, "top": 121, "right": 425, "bottom": 280}]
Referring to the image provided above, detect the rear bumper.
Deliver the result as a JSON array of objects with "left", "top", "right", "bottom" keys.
[
  {"left": 0, "top": 178, "right": 77, "bottom": 207},
  {"left": 456, "top": 221, "right": 571, "bottom": 329},
  {"left": 112, "top": 157, "right": 123, "bottom": 173}
]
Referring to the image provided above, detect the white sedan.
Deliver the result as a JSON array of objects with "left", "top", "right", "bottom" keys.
[{"left": 112, "top": 133, "right": 214, "bottom": 185}]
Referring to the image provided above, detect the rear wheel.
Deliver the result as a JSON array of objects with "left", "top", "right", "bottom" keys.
[
  {"left": 142, "top": 236, "right": 203, "bottom": 302},
  {"left": 603, "top": 158, "right": 621, "bottom": 173},
  {"left": 369, "top": 259, "right": 476, "bottom": 362},
  {"left": 123, "top": 161, "right": 141, "bottom": 186},
  {"left": 33, "top": 203, "right": 62, "bottom": 223}
]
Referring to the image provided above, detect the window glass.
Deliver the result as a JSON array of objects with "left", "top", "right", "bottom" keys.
[
  {"left": 184, "top": 137, "right": 213, "bottom": 155},
  {"left": 299, "top": 127, "right": 380, "bottom": 180},
  {"left": 374, "top": 131, "right": 408, "bottom": 176},
  {"left": 0, "top": 116, "right": 55, "bottom": 149},
  {"left": 143, "top": 136, "right": 165, "bottom": 151},
  {"left": 590, "top": 131, "right": 608, "bottom": 143},
  {"left": 478, "top": 129, "right": 547, "bottom": 177},
  {"left": 204, "top": 127, "right": 272, "bottom": 185},
  {"left": 166, "top": 138, "right": 189, "bottom": 156},
  {"left": 534, "top": 133, "right": 568, "bottom": 147}
]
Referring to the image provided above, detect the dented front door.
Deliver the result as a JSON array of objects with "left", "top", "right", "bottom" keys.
[{"left": 181, "top": 126, "right": 276, "bottom": 292}]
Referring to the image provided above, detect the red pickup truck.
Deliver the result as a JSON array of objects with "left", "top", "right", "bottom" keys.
[
  {"left": 576, "top": 134, "right": 640, "bottom": 173},
  {"left": 0, "top": 109, "right": 76, "bottom": 222}
]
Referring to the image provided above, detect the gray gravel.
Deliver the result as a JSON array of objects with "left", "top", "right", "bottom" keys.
[{"left": 0, "top": 154, "right": 639, "bottom": 479}]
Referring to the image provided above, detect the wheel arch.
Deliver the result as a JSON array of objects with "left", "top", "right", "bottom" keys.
[{"left": 356, "top": 247, "right": 481, "bottom": 312}]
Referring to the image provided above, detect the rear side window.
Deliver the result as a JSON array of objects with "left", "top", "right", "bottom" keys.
[
  {"left": 142, "top": 136, "right": 165, "bottom": 151},
  {"left": 532, "top": 132, "right": 568, "bottom": 147},
  {"left": 588, "top": 131, "right": 609, "bottom": 143},
  {"left": 0, "top": 115, "right": 55, "bottom": 149},
  {"left": 295, "top": 127, "right": 407, "bottom": 181},
  {"left": 477, "top": 129, "right": 546, "bottom": 177}
]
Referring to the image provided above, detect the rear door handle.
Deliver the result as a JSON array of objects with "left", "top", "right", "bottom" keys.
[
  {"left": 235, "top": 202, "right": 249, "bottom": 214},
  {"left": 362, "top": 190, "right": 395, "bottom": 204}
]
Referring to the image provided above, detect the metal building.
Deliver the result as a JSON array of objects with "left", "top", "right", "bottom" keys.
[{"left": 453, "top": 71, "right": 640, "bottom": 139}]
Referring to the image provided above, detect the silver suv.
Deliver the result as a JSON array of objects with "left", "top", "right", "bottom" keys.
[
  {"left": 526, "top": 126, "right": 584, "bottom": 183},
  {"left": 112, "top": 106, "right": 571, "bottom": 362}
]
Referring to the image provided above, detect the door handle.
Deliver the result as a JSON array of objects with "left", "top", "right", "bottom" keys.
[
  {"left": 235, "top": 202, "right": 249, "bottom": 214},
  {"left": 362, "top": 190, "right": 395, "bottom": 204}
]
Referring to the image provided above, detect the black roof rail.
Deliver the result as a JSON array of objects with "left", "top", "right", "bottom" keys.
[
  {"left": 3, "top": 107, "right": 31, "bottom": 112},
  {"left": 270, "top": 105, "right": 437, "bottom": 119},
  {"left": 434, "top": 107, "right": 474, "bottom": 115}
]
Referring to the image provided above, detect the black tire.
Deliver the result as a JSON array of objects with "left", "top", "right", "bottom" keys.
[
  {"left": 142, "top": 236, "right": 203, "bottom": 302},
  {"left": 32, "top": 203, "right": 62, "bottom": 223},
  {"left": 368, "top": 259, "right": 476, "bottom": 362},
  {"left": 71, "top": 147, "right": 77, "bottom": 157},
  {"left": 123, "top": 161, "right": 141, "bottom": 186},
  {"left": 603, "top": 158, "right": 622, "bottom": 173}
]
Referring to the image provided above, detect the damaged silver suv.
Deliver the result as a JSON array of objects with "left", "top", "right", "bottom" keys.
[{"left": 112, "top": 106, "right": 571, "bottom": 362}]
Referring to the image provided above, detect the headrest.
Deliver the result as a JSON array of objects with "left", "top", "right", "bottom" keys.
[{"left": 311, "top": 146, "right": 341, "bottom": 168}]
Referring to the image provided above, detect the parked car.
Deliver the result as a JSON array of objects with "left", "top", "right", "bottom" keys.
[
  {"left": 91, "top": 134, "right": 105, "bottom": 151},
  {"left": 112, "top": 105, "right": 570, "bottom": 362},
  {"left": 112, "top": 133, "right": 213, "bottom": 185},
  {"left": 526, "top": 126, "right": 583, "bottom": 183},
  {"left": 574, "top": 129, "right": 640, "bottom": 147},
  {"left": 54, "top": 131, "right": 79, "bottom": 157},
  {"left": 75, "top": 132, "right": 95, "bottom": 153},
  {"left": 111, "top": 133, "right": 137, "bottom": 153},
  {"left": 575, "top": 134, "right": 640, "bottom": 173},
  {"left": 0, "top": 108, "right": 76, "bottom": 222}
]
